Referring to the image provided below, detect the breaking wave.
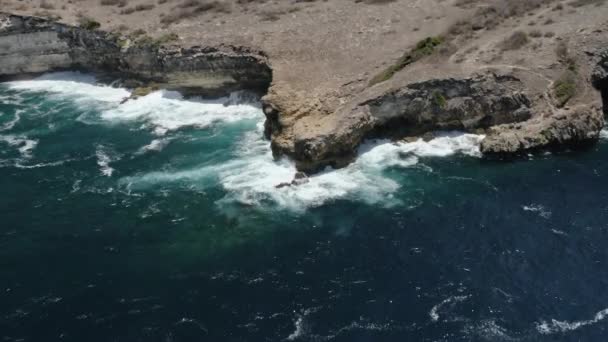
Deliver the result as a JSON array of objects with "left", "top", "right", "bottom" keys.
[
  {"left": 122, "top": 122, "right": 484, "bottom": 210},
  {"left": 4, "top": 72, "right": 486, "bottom": 210},
  {"left": 100, "top": 90, "right": 261, "bottom": 135},
  {"left": 5, "top": 72, "right": 129, "bottom": 103},
  {"left": 218, "top": 126, "right": 484, "bottom": 210}
]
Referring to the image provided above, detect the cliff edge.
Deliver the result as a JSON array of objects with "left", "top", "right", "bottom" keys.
[{"left": 1, "top": 0, "right": 608, "bottom": 172}]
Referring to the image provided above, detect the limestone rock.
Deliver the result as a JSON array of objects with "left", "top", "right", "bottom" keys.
[
  {"left": 284, "top": 72, "right": 532, "bottom": 172},
  {"left": 480, "top": 106, "right": 604, "bottom": 155},
  {"left": 0, "top": 12, "right": 271, "bottom": 97}
]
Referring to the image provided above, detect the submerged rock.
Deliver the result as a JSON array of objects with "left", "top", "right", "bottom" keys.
[{"left": 274, "top": 172, "right": 310, "bottom": 189}]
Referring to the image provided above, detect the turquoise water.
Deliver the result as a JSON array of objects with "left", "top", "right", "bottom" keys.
[{"left": 2, "top": 72, "right": 608, "bottom": 341}]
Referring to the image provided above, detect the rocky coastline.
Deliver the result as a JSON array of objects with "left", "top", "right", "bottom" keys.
[
  {"left": 1, "top": 11, "right": 607, "bottom": 174},
  {"left": 0, "top": 13, "right": 272, "bottom": 97}
]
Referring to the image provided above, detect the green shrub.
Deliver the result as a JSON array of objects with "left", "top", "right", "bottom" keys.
[
  {"left": 369, "top": 36, "right": 443, "bottom": 86},
  {"left": 433, "top": 91, "right": 447, "bottom": 109},
  {"left": 414, "top": 36, "right": 443, "bottom": 55},
  {"left": 78, "top": 17, "right": 101, "bottom": 30},
  {"left": 553, "top": 71, "right": 576, "bottom": 108},
  {"left": 156, "top": 32, "right": 179, "bottom": 44}
]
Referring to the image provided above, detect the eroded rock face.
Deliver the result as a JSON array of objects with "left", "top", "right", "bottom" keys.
[
  {"left": 592, "top": 49, "right": 608, "bottom": 89},
  {"left": 284, "top": 72, "right": 532, "bottom": 172},
  {"left": 364, "top": 73, "right": 531, "bottom": 135},
  {"left": 592, "top": 49, "right": 608, "bottom": 115},
  {"left": 0, "top": 13, "right": 271, "bottom": 96},
  {"left": 481, "top": 106, "right": 604, "bottom": 155}
]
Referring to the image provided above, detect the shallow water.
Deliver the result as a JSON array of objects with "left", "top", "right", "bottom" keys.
[{"left": 2, "top": 72, "right": 608, "bottom": 341}]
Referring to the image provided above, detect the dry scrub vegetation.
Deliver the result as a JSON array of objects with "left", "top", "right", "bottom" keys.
[
  {"left": 369, "top": 0, "right": 608, "bottom": 86},
  {"left": 370, "top": 0, "right": 562, "bottom": 85}
]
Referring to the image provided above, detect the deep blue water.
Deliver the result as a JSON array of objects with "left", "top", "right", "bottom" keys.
[{"left": 2, "top": 73, "right": 608, "bottom": 341}]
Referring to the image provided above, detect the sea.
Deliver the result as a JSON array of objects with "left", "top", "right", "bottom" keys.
[{"left": 2, "top": 72, "right": 608, "bottom": 341}]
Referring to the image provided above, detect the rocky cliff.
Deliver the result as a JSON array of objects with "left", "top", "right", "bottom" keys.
[
  {"left": 262, "top": 49, "right": 607, "bottom": 173},
  {"left": 1, "top": 10, "right": 607, "bottom": 174},
  {"left": 0, "top": 13, "right": 272, "bottom": 96},
  {"left": 264, "top": 72, "right": 534, "bottom": 172},
  {"left": 481, "top": 105, "right": 604, "bottom": 155}
]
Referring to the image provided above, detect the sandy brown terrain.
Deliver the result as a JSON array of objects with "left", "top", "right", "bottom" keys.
[
  {"left": 0, "top": 0, "right": 468, "bottom": 95},
  {"left": 2, "top": 0, "right": 608, "bottom": 171}
]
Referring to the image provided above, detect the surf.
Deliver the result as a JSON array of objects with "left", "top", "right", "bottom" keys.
[{"left": 3, "top": 72, "right": 486, "bottom": 212}]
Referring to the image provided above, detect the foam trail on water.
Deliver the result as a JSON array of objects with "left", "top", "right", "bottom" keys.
[
  {"left": 522, "top": 204, "right": 552, "bottom": 219},
  {"left": 1, "top": 109, "right": 23, "bottom": 131},
  {"left": 96, "top": 145, "right": 119, "bottom": 177},
  {"left": 136, "top": 138, "right": 171, "bottom": 155},
  {"left": 0, "top": 134, "right": 38, "bottom": 158},
  {"left": 429, "top": 295, "right": 471, "bottom": 322},
  {"left": 537, "top": 308, "right": 608, "bottom": 334}
]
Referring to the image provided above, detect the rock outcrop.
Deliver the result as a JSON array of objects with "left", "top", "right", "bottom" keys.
[
  {"left": 0, "top": 13, "right": 271, "bottom": 96},
  {"left": 592, "top": 49, "right": 608, "bottom": 89},
  {"left": 592, "top": 49, "right": 608, "bottom": 115},
  {"left": 265, "top": 72, "right": 532, "bottom": 172},
  {"left": 481, "top": 106, "right": 604, "bottom": 155}
]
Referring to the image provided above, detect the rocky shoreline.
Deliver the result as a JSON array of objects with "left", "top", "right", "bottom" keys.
[
  {"left": 0, "top": 13, "right": 272, "bottom": 97},
  {"left": 1, "top": 11, "right": 607, "bottom": 174}
]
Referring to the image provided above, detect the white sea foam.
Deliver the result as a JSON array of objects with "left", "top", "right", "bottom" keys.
[
  {"left": 522, "top": 204, "right": 552, "bottom": 219},
  {"left": 100, "top": 90, "right": 261, "bottom": 135},
  {"left": 0, "top": 134, "right": 38, "bottom": 158},
  {"left": 123, "top": 120, "right": 485, "bottom": 210},
  {"left": 5, "top": 72, "right": 129, "bottom": 103},
  {"left": 464, "top": 319, "right": 515, "bottom": 341},
  {"left": 536, "top": 308, "right": 608, "bottom": 334},
  {"left": 217, "top": 127, "right": 484, "bottom": 209},
  {"left": 14, "top": 159, "right": 76, "bottom": 169},
  {"left": 600, "top": 129, "right": 608, "bottom": 140},
  {"left": 7, "top": 72, "right": 487, "bottom": 210},
  {"left": 287, "top": 316, "right": 306, "bottom": 341},
  {"left": 5, "top": 72, "right": 260, "bottom": 135},
  {"left": 136, "top": 138, "right": 171, "bottom": 155},
  {"left": 1, "top": 110, "right": 23, "bottom": 131},
  {"left": 285, "top": 316, "right": 394, "bottom": 341},
  {"left": 429, "top": 295, "right": 471, "bottom": 322},
  {"left": 96, "top": 145, "right": 118, "bottom": 177}
]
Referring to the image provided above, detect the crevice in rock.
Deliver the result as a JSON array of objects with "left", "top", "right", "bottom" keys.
[{"left": 597, "top": 80, "right": 608, "bottom": 116}]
